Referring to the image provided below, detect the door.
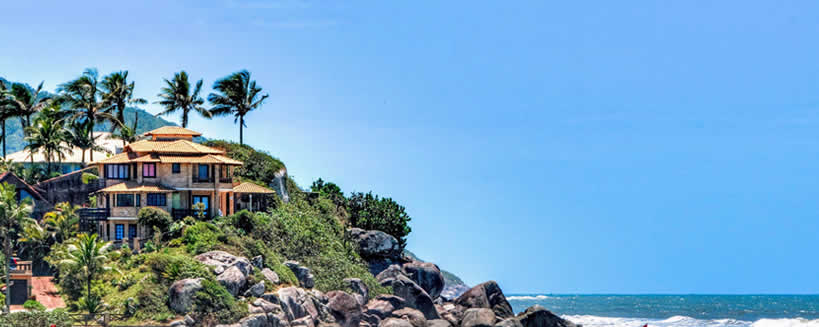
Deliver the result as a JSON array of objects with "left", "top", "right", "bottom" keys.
[
  {"left": 115, "top": 224, "right": 124, "bottom": 240},
  {"left": 9, "top": 279, "right": 28, "bottom": 305},
  {"left": 192, "top": 195, "right": 210, "bottom": 210}
]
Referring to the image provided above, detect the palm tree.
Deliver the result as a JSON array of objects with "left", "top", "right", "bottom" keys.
[
  {"left": 0, "top": 182, "right": 32, "bottom": 312},
  {"left": 156, "top": 71, "right": 211, "bottom": 128},
  {"left": 57, "top": 233, "right": 115, "bottom": 311},
  {"left": 58, "top": 69, "right": 121, "bottom": 162},
  {"left": 110, "top": 121, "right": 138, "bottom": 147},
  {"left": 43, "top": 202, "right": 80, "bottom": 243},
  {"left": 17, "top": 218, "right": 51, "bottom": 273},
  {"left": 208, "top": 70, "right": 268, "bottom": 145},
  {"left": 67, "top": 120, "right": 104, "bottom": 166},
  {"left": 24, "top": 116, "right": 73, "bottom": 175},
  {"left": 2, "top": 81, "right": 52, "bottom": 137},
  {"left": 0, "top": 81, "right": 10, "bottom": 158},
  {"left": 101, "top": 71, "right": 147, "bottom": 134}
]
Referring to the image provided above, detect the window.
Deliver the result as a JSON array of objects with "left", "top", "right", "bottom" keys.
[
  {"left": 105, "top": 164, "right": 130, "bottom": 179},
  {"left": 115, "top": 224, "right": 124, "bottom": 240},
  {"left": 147, "top": 193, "right": 167, "bottom": 206},
  {"left": 143, "top": 163, "right": 156, "bottom": 178},
  {"left": 192, "top": 195, "right": 210, "bottom": 210},
  {"left": 129, "top": 225, "right": 137, "bottom": 239},
  {"left": 172, "top": 163, "right": 181, "bottom": 173},
  {"left": 197, "top": 164, "right": 209, "bottom": 180},
  {"left": 116, "top": 194, "right": 134, "bottom": 207},
  {"left": 136, "top": 194, "right": 142, "bottom": 207}
]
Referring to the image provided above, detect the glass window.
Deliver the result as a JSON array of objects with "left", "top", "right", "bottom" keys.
[
  {"left": 105, "top": 164, "right": 130, "bottom": 179},
  {"left": 198, "top": 164, "right": 209, "bottom": 180},
  {"left": 116, "top": 194, "right": 134, "bottom": 207},
  {"left": 147, "top": 193, "right": 167, "bottom": 206},
  {"left": 172, "top": 193, "right": 181, "bottom": 209},
  {"left": 128, "top": 225, "right": 137, "bottom": 239},
  {"left": 192, "top": 195, "right": 209, "bottom": 209},
  {"left": 143, "top": 163, "right": 156, "bottom": 178},
  {"left": 115, "top": 224, "right": 124, "bottom": 240},
  {"left": 172, "top": 163, "right": 181, "bottom": 173}
]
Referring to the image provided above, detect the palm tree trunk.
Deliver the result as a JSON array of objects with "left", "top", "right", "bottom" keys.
[
  {"left": 4, "top": 229, "right": 11, "bottom": 313},
  {"left": 89, "top": 120, "right": 94, "bottom": 162},
  {"left": 81, "top": 149, "right": 86, "bottom": 166},
  {"left": 1, "top": 119, "right": 6, "bottom": 159},
  {"left": 239, "top": 116, "right": 244, "bottom": 145}
]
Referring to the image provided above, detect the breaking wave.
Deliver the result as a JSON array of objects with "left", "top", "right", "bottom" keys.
[{"left": 563, "top": 315, "right": 819, "bottom": 327}]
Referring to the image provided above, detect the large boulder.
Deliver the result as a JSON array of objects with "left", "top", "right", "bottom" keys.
[
  {"left": 249, "top": 298, "right": 281, "bottom": 314},
  {"left": 278, "top": 286, "right": 321, "bottom": 323},
  {"left": 517, "top": 305, "right": 577, "bottom": 327},
  {"left": 343, "top": 278, "right": 369, "bottom": 306},
  {"left": 218, "top": 266, "right": 248, "bottom": 296},
  {"left": 455, "top": 281, "right": 514, "bottom": 319},
  {"left": 381, "top": 275, "right": 440, "bottom": 320},
  {"left": 462, "top": 308, "right": 497, "bottom": 327},
  {"left": 375, "top": 264, "right": 405, "bottom": 282},
  {"left": 428, "top": 319, "right": 453, "bottom": 327},
  {"left": 262, "top": 268, "right": 281, "bottom": 285},
  {"left": 285, "top": 261, "right": 316, "bottom": 289},
  {"left": 402, "top": 261, "right": 445, "bottom": 299},
  {"left": 391, "top": 308, "right": 427, "bottom": 327},
  {"left": 496, "top": 318, "right": 524, "bottom": 327},
  {"left": 168, "top": 278, "right": 203, "bottom": 314},
  {"left": 379, "top": 318, "right": 414, "bottom": 327},
  {"left": 238, "top": 313, "right": 269, "bottom": 327},
  {"left": 326, "top": 291, "right": 363, "bottom": 327},
  {"left": 366, "top": 295, "right": 406, "bottom": 320},
  {"left": 195, "top": 250, "right": 253, "bottom": 276},
  {"left": 348, "top": 228, "right": 401, "bottom": 259},
  {"left": 245, "top": 281, "right": 266, "bottom": 298}
]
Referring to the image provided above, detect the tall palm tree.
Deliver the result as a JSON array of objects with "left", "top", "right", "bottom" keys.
[
  {"left": 43, "top": 202, "right": 80, "bottom": 243},
  {"left": 24, "top": 116, "right": 73, "bottom": 175},
  {"left": 58, "top": 69, "right": 120, "bottom": 162},
  {"left": 208, "top": 70, "right": 268, "bottom": 145},
  {"left": 156, "top": 71, "right": 211, "bottom": 128},
  {"left": 100, "top": 71, "right": 147, "bottom": 134},
  {"left": 57, "top": 233, "right": 114, "bottom": 310},
  {"left": 0, "top": 81, "right": 10, "bottom": 158},
  {"left": 0, "top": 182, "right": 32, "bottom": 312},
  {"left": 2, "top": 81, "right": 52, "bottom": 137},
  {"left": 67, "top": 120, "right": 104, "bottom": 166},
  {"left": 110, "top": 121, "right": 138, "bottom": 147}
]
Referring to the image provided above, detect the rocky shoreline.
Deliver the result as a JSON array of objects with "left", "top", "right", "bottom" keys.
[{"left": 167, "top": 228, "right": 574, "bottom": 327}]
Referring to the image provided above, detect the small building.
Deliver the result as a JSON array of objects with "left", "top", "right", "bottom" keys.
[
  {"left": 81, "top": 126, "right": 276, "bottom": 244},
  {"left": 5, "top": 131, "right": 121, "bottom": 174},
  {"left": 0, "top": 171, "right": 51, "bottom": 218}
]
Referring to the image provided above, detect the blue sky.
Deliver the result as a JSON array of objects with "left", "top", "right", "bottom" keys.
[{"left": 2, "top": 1, "right": 819, "bottom": 294}]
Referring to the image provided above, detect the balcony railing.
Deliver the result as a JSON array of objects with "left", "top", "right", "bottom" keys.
[
  {"left": 78, "top": 208, "right": 110, "bottom": 233},
  {"left": 192, "top": 176, "right": 214, "bottom": 183},
  {"left": 172, "top": 208, "right": 211, "bottom": 220},
  {"left": 10, "top": 261, "right": 32, "bottom": 275}
]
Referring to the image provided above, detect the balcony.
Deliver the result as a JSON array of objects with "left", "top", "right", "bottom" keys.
[
  {"left": 9, "top": 261, "right": 32, "bottom": 276},
  {"left": 172, "top": 208, "right": 211, "bottom": 220},
  {"left": 78, "top": 208, "right": 111, "bottom": 232}
]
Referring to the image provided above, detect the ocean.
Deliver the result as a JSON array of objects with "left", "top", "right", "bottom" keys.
[{"left": 506, "top": 295, "right": 819, "bottom": 327}]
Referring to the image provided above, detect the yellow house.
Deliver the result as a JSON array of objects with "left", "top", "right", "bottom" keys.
[{"left": 82, "top": 126, "right": 275, "bottom": 243}]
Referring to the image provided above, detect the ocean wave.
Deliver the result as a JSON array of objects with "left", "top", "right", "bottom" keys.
[
  {"left": 562, "top": 315, "right": 819, "bottom": 327},
  {"left": 507, "top": 295, "right": 553, "bottom": 301}
]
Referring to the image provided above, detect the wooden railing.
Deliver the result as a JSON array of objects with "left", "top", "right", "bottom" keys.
[{"left": 10, "top": 261, "right": 32, "bottom": 275}]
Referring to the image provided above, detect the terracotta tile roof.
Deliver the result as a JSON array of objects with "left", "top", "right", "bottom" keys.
[
  {"left": 98, "top": 181, "right": 176, "bottom": 193},
  {"left": 126, "top": 140, "right": 224, "bottom": 155},
  {"left": 91, "top": 152, "right": 160, "bottom": 164},
  {"left": 158, "top": 154, "right": 243, "bottom": 165},
  {"left": 233, "top": 182, "right": 276, "bottom": 194},
  {"left": 144, "top": 126, "right": 202, "bottom": 137}
]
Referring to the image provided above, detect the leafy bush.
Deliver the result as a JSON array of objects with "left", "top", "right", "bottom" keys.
[
  {"left": 348, "top": 191, "right": 412, "bottom": 249},
  {"left": 0, "top": 309, "right": 73, "bottom": 327},
  {"left": 138, "top": 207, "right": 173, "bottom": 237},
  {"left": 193, "top": 279, "right": 248, "bottom": 324},
  {"left": 134, "top": 281, "right": 173, "bottom": 321},
  {"left": 143, "top": 252, "right": 211, "bottom": 285},
  {"left": 182, "top": 221, "right": 223, "bottom": 254},
  {"left": 23, "top": 299, "right": 46, "bottom": 311},
  {"left": 203, "top": 140, "right": 285, "bottom": 185}
]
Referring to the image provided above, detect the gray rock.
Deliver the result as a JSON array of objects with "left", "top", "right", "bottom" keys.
[
  {"left": 285, "top": 261, "right": 316, "bottom": 289},
  {"left": 455, "top": 281, "right": 515, "bottom": 319},
  {"left": 169, "top": 319, "right": 186, "bottom": 327},
  {"left": 326, "top": 291, "right": 362, "bottom": 327},
  {"left": 343, "top": 278, "right": 369, "bottom": 306},
  {"left": 380, "top": 275, "right": 440, "bottom": 320},
  {"left": 347, "top": 228, "right": 401, "bottom": 259},
  {"left": 402, "top": 261, "right": 445, "bottom": 299},
  {"left": 379, "top": 318, "right": 413, "bottom": 327},
  {"left": 218, "top": 265, "right": 248, "bottom": 296},
  {"left": 261, "top": 292, "right": 281, "bottom": 305},
  {"left": 462, "top": 308, "right": 497, "bottom": 327},
  {"left": 267, "top": 312, "right": 290, "bottom": 327},
  {"left": 251, "top": 255, "right": 264, "bottom": 269},
  {"left": 279, "top": 287, "right": 320, "bottom": 322},
  {"left": 239, "top": 313, "right": 269, "bottom": 327},
  {"left": 245, "top": 281, "right": 266, "bottom": 297},
  {"left": 168, "top": 278, "right": 203, "bottom": 314},
  {"left": 496, "top": 318, "right": 524, "bottom": 327},
  {"left": 195, "top": 250, "right": 253, "bottom": 276},
  {"left": 517, "top": 305, "right": 577, "bottom": 327},
  {"left": 262, "top": 268, "right": 281, "bottom": 284},
  {"left": 291, "top": 316, "right": 316, "bottom": 327},
  {"left": 184, "top": 314, "right": 195, "bottom": 326},
  {"left": 365, "top": 295, "right": 406, "bottom": 320},
  {"left": 252, "top": 298, "right": 282, "bottom": 313},
  {"left": 429, "top": 319, "right": 454, "bottom": 327},
  {"left": 391, "top": 308, "right": 426, "bottom": 327},
  {"left": 375, "top": 264, "right": 405, "bottom": 283}
]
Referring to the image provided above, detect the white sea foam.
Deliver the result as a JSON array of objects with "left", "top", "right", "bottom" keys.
[
  {"left": 506, "top": 295, "right": 553, "bottom": 301},
  {"left": 562, "top": 315, "right": 819, "bottom": 327}
]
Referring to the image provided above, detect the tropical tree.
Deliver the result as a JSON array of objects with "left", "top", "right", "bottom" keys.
[
  {"left": 17, "top": 219, "right": 52, "bottom": 273},
  {"left": 156, "top": 71, "right": 211, "bottom": 128},
  {"left": 66, "top": 120, "right": 104, "bottom": 165},
  {"left": 100, "top": 71, "right": 147, "bottom": 134},
  {"left": 43, "top": 202, "right": 80, "bottom": 243},
  {"left": 208, "top": 70, "right": 268, "bottom": 145},
  {"left": 0, "top": 81, "right": 11, "bottom": 158},
  {"left": 0, "top": 182, "right": 33, "bottom": 312},
  {"left": 56, "top": 233, "right": 115, "bottom": 310},
  {"left": 24, "top": 116, "right": 73, "bottom": 175},
  {"left": 110, "top": 119, "right": 138, "bottom": 147},
  {"left": 58, "top": 68, "right": 121, "bottom": 162},
  {"left": 1, "top": 81, "right": 52, "bottom": 137}
]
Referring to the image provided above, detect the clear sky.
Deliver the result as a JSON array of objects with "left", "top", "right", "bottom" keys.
[{"left": 2, "top": 1, "right": 819, "bottom": 294}]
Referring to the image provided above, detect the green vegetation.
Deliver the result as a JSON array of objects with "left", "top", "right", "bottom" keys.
[
  {"left": 0, "top": 182, "right": 33, "bottom": 311},
  {"left": 137, "top": 207, "right": 173, "bottom": 238},
  {"left": 23, "top": 299, "right": 46, "bottom": 311},
  {"left": 207, "top": 70, "right": 269, "bottom": 145},
  {"left": 155, "top": 71, "right": 212, "bottom": 128},
  {"left": 0, "top": 310, "right": 72, "bottom": 327},
  {"left": 348, "top": 191, "right": 412, "bottom": 249},
  {"left": 203, "top": 140, "right": 286, "bottom": 185}
]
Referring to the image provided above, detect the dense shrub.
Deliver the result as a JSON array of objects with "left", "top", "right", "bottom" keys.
[
  {"left": 143, "top": 251, "right": 211, "bottom": 284},
  {"left": 182, "top": 221, "right": 223, "bottom": 254},
  {"left": 203, "top": 140, "right": 285, "bottom": 185},
  {"left": 193, "top": 279, "right": 248, "bottom": 324},
  {"left": 23, "top": 299, "right": 46, "bottom": 311},
  {"left": 138, "top": 207, "right": 173, "bottom": 237},
  {"left": 0, "top": 309, "right": 73, "bottom": 327},
  {"left": 348, "top": 192, "right": 412, "bottom": 249},
  {"left": 134, "top": 281, "right": 174, "bottom": 321}
]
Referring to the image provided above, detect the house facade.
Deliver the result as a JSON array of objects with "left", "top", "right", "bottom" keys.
[{"left": 83, "top": 126, "right": 275, "bottom": 242}]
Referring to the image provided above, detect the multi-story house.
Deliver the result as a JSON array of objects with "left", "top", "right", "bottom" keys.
[{"left": 82, "top": 126, "right": 275, "bottom": 243}]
